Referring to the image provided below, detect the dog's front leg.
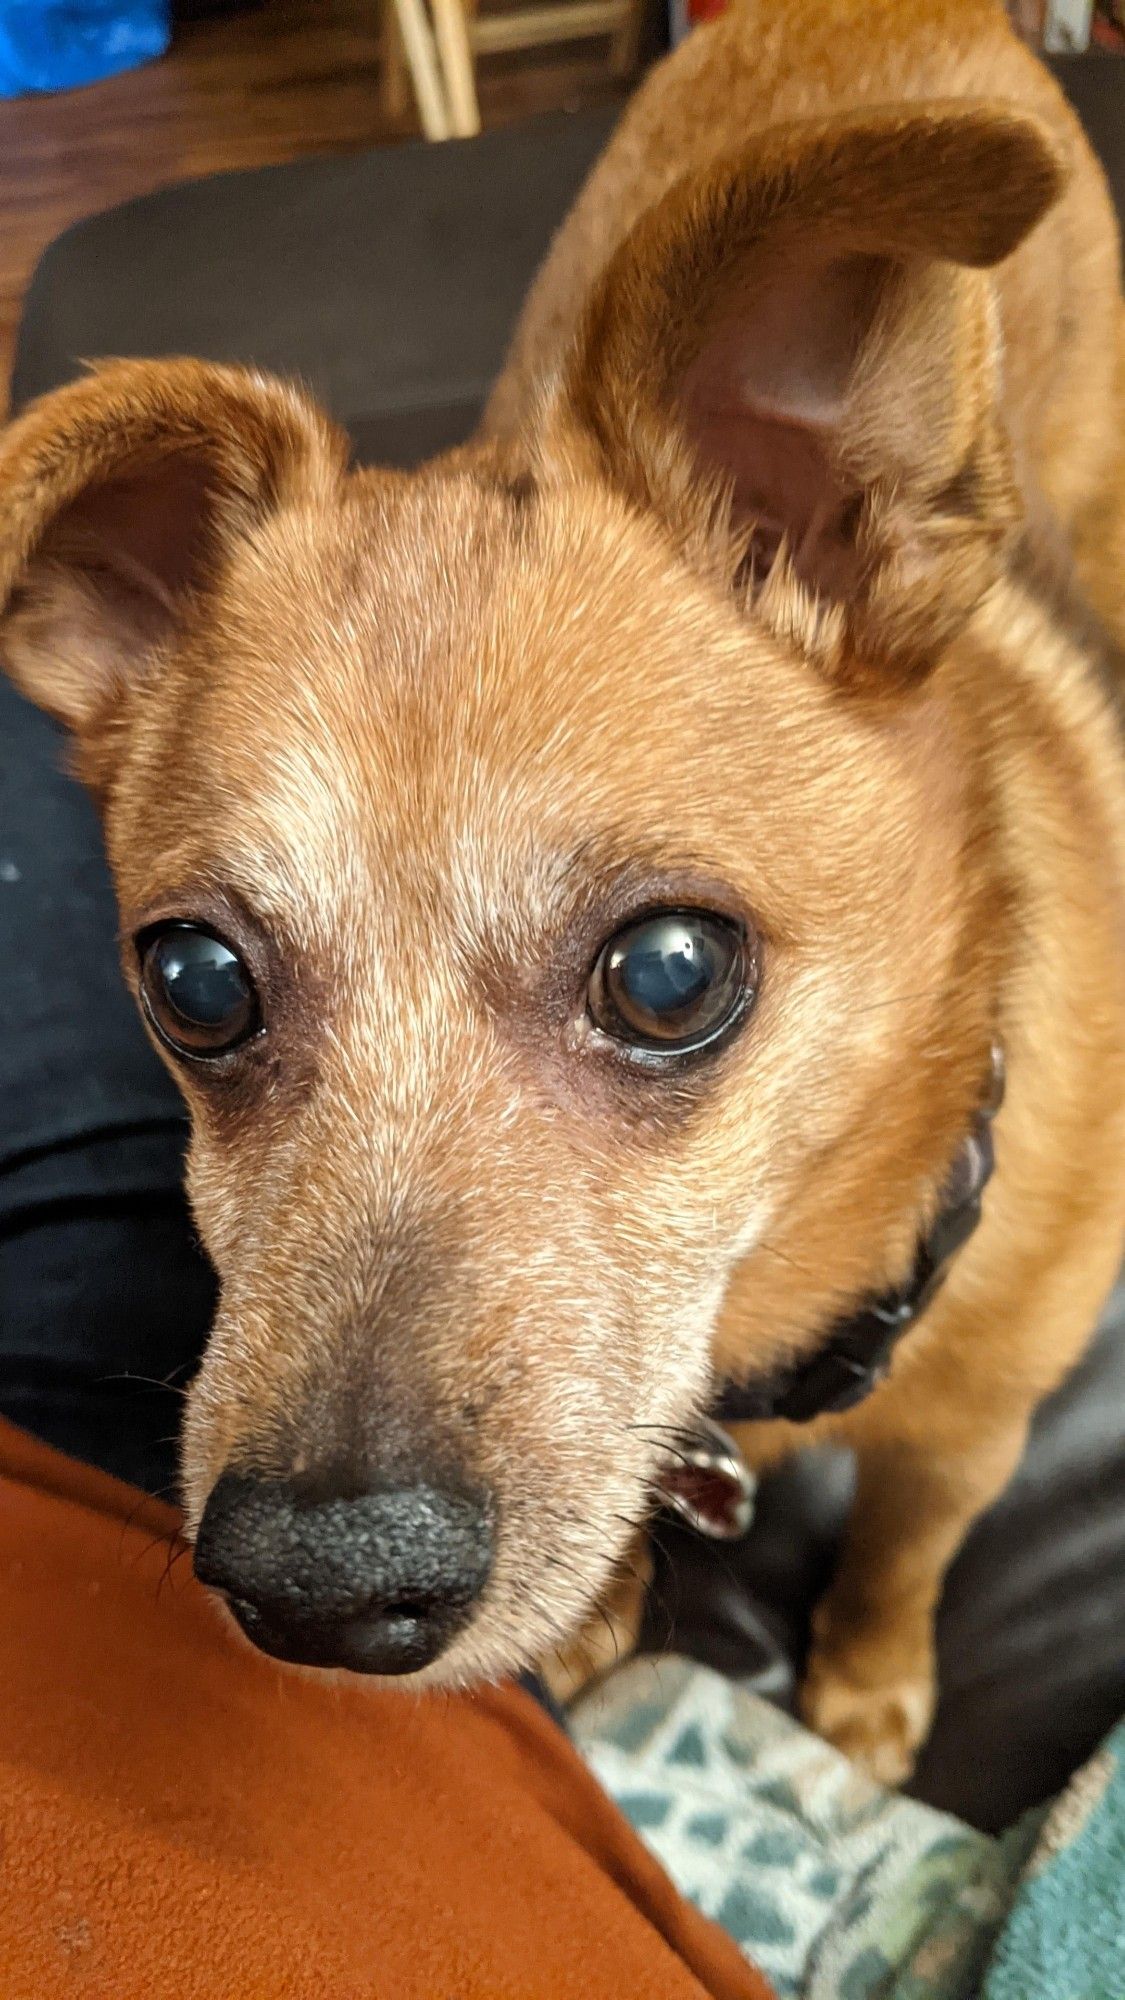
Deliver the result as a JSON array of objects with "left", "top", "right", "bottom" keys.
[{"left": 798, "top": 1402, "right": 1031, "bottom": 1786}]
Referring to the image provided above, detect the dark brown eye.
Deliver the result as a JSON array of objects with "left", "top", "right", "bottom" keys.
[
  {"left": 139, "top": 924, "right": 259, "bottom": 1058},
  {"left": 588, "top": 911, "right": 753, "bottom": 1056}
]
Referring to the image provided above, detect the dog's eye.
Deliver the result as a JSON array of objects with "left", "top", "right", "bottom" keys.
[
  {"left": 588, "top": 911, "right": 752, "bottom": 1056},
  {"left": 139, "top": 924, "right": 259, "bottom": 1058}
]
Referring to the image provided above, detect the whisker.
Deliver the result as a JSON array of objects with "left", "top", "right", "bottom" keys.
[
  {"left": 848, "top": 985, "right": 953, "bottom": 1017},
  {"left": 626, "top": 1421, "right": 730, "bottom": 1471},
  {"left": 626, "top": 1419, "right": 713, "bottom": 1445},
  {"left": 752, "top": 1237, "right": 821, "bottom": 1282},
  {"left": 625, "top": 1509, "right": 684, "bottom": 1642},
  {"left": 97, "top": 1369, "right": 193, "bottom": 1400},
  {"left": 130, "top": 1527, "right": 180, "bottom": 1571},
  {"left": 115, "top": 1482, "right": 181, "bottom": 1559},
  {"left": 542, "top": 1549, "right": 595, "bottom": 1589},
  {"left": 156, "top": 1539, "right": 194, "bottom": 1600}
]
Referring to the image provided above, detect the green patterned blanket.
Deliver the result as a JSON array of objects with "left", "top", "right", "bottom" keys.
[{"left": 571, "top": 1657, "right": 1124, "bottom": 2000}]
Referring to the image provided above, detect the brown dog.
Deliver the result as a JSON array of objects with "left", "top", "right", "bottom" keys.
[{"left": 1, "top": 0, "right": 1122, "bottom": 1784}]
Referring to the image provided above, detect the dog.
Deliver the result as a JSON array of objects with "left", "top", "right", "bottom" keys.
[{"left": 0, "top": 0, "right": 1122, "bottom": 1784}]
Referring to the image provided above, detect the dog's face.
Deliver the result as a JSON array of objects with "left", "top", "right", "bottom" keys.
[{"left": 0, "top": 104, "right": 1061, "bottom": 1684}]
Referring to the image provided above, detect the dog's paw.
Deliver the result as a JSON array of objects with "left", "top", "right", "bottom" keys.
[{"left": 800, "top": 1635, "right": 935, "bottom": 1787}]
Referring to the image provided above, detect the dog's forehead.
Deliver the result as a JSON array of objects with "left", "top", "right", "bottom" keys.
[
  {"left": 172, "top": 476, "right": 754, "bottom": 901},
  {"left": 212, "top": 467, "right": 756, "bottom": 782},
  {"left": 131, "top": 466, "right": 931, "bottom": 958}
]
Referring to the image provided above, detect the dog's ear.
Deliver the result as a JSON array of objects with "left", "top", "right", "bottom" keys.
[
  {"left": 0, "top": 358, "right": 348, "bottom": 746},
  {"left": 559, "top": 102, "right": 1066, "bottom": 679}
]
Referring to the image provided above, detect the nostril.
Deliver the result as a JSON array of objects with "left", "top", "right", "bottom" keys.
[{"left": 382, "top": 1598, "right": 427, "bottom": 1623}]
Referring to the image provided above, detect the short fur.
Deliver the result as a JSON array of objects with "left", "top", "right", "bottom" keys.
[{"left": 1, "top": 0, "right": 1122, "bottom": 1781}]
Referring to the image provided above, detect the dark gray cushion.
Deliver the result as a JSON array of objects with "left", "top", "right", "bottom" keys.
[{"left": 11, "top": 109, "right": 619, "bottom": 455}]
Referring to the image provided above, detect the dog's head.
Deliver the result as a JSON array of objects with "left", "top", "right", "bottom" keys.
[{"left": 0, "top": 103, "right": 1061, "bottom": 1683}]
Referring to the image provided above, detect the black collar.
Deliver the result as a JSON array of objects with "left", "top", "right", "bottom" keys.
[{"left": 715, "top": 1042, "right": 1005, "bottom": 1428}]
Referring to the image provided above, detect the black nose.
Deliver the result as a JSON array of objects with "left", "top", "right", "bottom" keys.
[{"left": 193, "top": 1471, "right": 493, "bottom": 1674}]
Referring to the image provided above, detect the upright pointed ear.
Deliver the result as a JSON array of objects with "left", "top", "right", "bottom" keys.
[
  {"left": 0, "top": 358, "right": 348, "bottom": 756},
  {"left": 560, "top": 102, "right": 1066, "bottom": 680}
]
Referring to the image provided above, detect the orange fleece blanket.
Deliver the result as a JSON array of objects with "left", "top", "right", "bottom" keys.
[{"left": 0, "top": 1419, "right": 772, "bottom": 2000}]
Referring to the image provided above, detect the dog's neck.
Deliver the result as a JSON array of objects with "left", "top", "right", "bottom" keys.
[{"left": 716, "top": 1042, "right": 1005, "bottom": 1428}]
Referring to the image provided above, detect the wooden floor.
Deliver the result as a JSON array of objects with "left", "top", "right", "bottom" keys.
[{"left": 0, "top": 0, "right": 625, "bottom": 411}]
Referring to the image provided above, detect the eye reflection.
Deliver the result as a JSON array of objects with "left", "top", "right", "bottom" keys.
[
  {"left": 588, "top": 910, "right": 753, "bottom": 1055},
  {"left": 139, "top": 923, "right": 259, "bottom": 1057}
]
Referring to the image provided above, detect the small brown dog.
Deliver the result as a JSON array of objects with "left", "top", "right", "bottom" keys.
[{"left": 1, "top": 0, "right": 1122, "bottom": 1783}]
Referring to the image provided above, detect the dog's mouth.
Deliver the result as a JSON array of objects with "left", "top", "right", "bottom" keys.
[{"left": 651, "top": 1418, "right": 757, "bottom": 1539}]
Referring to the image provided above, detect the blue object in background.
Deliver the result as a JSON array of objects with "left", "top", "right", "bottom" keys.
[{"left": 0, "top": 2, "right": 170, "bottom": 97}]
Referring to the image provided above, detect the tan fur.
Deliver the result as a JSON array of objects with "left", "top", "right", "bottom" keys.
[{"left": 0, "top": 0, "right": 1122, "bottom": 1780}]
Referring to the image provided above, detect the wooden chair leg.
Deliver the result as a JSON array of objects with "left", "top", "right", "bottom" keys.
[
  {"left": 379, "top": 0, "right": 412, "bottom": 123},
  {"left": 390, "top": 0, "right": 452, "bottom": 139},
  {"left": 609, "top": 0, "right": 646, "bottom": 78},
  {"left": 431, "top": 0, "right": 481, "bottom": 136}
]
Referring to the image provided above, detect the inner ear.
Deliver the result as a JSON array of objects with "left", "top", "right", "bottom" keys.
[
  {"left": 555, "top": 101, "right": 1066, "bottom": 679},
  {"left": 57, "top": 453, "right": 223, "bottom": 605},
  {"left": 0, "top": 358, "right": 348, "bottom": 740},
  {"left": 678, "top": 249, "right": 886, "bottom": 595},
  {"left": 5, "top": 448, "right": 239, "bottom": 735}
]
